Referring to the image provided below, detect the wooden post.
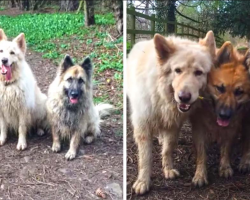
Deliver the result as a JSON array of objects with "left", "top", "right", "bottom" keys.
[
  {"left": 131, "top": 7, "right": 135, "bottom": 45},
  {"left": 175, "top": 22, "right": 177, "bottom": 35},
  {"left": 164, "top": 23, "right": 168, "bottom": 35},
  {"left": 181, "top": 23, "right": 184, "bottom": 35},
  {"left": 151, "top": 14, "right": 155, "bottom": 38}
]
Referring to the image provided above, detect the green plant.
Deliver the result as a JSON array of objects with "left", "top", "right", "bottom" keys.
[
  {"left": 0, "top": 13, "right": 116, "bottom": 58},
  {"left": 86, "top": 39, "right": 93, "bottom": 45}
]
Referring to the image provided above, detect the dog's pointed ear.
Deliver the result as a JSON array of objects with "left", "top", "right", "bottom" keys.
[
  {"left": 199, "top": 30, "right": 216, "bottom": 58},
  {"left": 154, "top": 34, "right": 175, "bottom": 65},
  {"left": 13, "top": 33, "right": 26, "bottom": 53},
  {"left": 0, "top": 29, "right": 7, "bottom": 41},
  {"left": 215, "top": 41, "right": 233, "bottom": 68},
  {"left": 81, "top": 57, "right": 92, "bottom": 79},
  {"left": 243, "top": 50, "right": 250, "bottom": 71},
  {"left": 60, "top": 54, "right": 74, "bottom": 74}
]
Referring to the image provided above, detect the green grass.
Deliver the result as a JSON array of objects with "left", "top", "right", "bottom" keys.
[
  {"left": 94, "top": 95, "right": 110, "bottom": 104},
  {"left": 0, "top": 13, "right": 115, "bottom": 46},
  {"left": 0, "top": 12, "right": 122, "bottom": 69}
]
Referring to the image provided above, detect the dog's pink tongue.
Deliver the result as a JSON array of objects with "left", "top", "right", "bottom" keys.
[
  {"left": 217, "top": 118, "right": 230, "bottom": 127},
  {"left": 1, "top": 65, "right": 12, "bottom": 81},
  {"left": 70, "top": 98, "right": 78, "bottom": 104}
]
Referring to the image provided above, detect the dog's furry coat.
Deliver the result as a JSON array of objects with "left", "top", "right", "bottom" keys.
[
  {"left": 190, "top": 42, "right": 250, "bottom": 187},
  {"left": 127, "top": 32, "right": 216, "bottom": 194},
  {"left": 0, "top": 29, "right": 47, "bottom": 150},
  {"left": 46, "top": 55, "right": 112, "bottom": 160}
]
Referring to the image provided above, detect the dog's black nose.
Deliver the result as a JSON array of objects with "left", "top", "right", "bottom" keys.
[
  {"left": 178, "top": 91, "right": 191, "bottom": 103},
  {"left": 70, "top": 91, "right": 79, "bottom": 98},
  {"left": 218, "top": 108, "right": 232, "bottom": 120},
  {"left": 1, "top": 58, "right": 8, "bottom": 65}
]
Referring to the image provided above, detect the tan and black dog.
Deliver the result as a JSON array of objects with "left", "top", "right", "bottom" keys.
[
  {"left": 46, "top": 55, "right": 112, "bottom": 160},
  {"left": 190, "top": 42, "right": 250, "bottom": 187}
]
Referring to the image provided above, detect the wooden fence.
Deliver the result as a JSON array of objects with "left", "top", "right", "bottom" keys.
[{"left": 127, "top": 7, "right": 224, "bottom": 48}]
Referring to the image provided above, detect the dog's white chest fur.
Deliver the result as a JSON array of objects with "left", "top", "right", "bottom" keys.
[{"left": 0, "top": 61, "right": 36, "bottom": 127}]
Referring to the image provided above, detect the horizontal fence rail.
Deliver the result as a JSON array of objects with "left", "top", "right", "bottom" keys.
[{"left": 127, "top": 7, "right": 224, "bottom": 48}]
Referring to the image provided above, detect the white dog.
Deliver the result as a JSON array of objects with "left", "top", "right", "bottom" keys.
[{"left": 0, "top": 29, "right": 47, "bottom": 150}]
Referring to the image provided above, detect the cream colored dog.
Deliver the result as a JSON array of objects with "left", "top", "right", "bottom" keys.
[
  {"left": 0, "top": 29, "right": 47, "bottom": 150},
  {"left": 127, "top": 31, "right": 216, "bottom": 194}
]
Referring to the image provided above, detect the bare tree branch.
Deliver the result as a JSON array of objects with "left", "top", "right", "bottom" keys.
[{"left": 175, "top": 7, "right": 201, "bottom": 23}]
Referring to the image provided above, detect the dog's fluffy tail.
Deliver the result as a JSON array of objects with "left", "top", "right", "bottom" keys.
[{"left": 95, "top": 103, "right": 114, "bottom": 119}]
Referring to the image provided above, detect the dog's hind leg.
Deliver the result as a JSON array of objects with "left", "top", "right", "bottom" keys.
[
  {"left": 83, "top": 132, "right": 95, "bottom": 144},
  {"left": 0, "top": 118, "right": 7, "bottom": 146},
  {"left": 161, "top": 126, "right": 180, "bottom": 180},
  {"left": 65, "top": 132, "right": 81, "bottom": 160},
  {"left": 83, "top": 120, "right": 101, "bottom": 144},
  {"left": 133, "top": 126, "right": 152, "bottom": 195},
  {"left": 239, "top": 121, "right": 250, "bottom": 173}
]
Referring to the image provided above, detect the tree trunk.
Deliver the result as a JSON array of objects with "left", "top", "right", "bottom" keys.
[
  {"left": 167, "top": 0, "right": 177, "bottom": 34},
  {"left": 60, "top": 0, "right": 79, "bottom": 11},
  {"left": 22, "top": 0, "right": 30, "bottom": 11},
  {"left": 33, "top": 0, "right": 47, "bottom": 10},
  {"left": 155, "top": 0, "right": 176, "bottom": 33},
  {"left": 112, "top": 0, "right": 123, "bottom": 37},
  {"left": 11, "top": 0, "right": 16, "bottom": 7},
  {"left": 84, "top": 0, "right": 95, "bottom": 26}
]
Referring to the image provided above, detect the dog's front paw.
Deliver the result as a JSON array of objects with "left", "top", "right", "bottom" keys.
[
  {"left": 65, "top": 150, "right": 76, "bottom": 160},
  {"left": 219, "top": 165, "right": 233, "bottom": 178},
  {"left": 0, "top": 136, "right": 6, "bottom": 146},
  {"left": 239, "top": 159, "right": 250, "bottom": 173},
  {"left": 192, "top": 172, "right": 208, "bottom": 187},
  {"left": 133, "top": 179, "right": 150, "bottom": 195},
  {"left": 37, "top": 128, "right": 45, "bottom": 136},
  {"left": 163, "top": 168, "right": 180, "bottom": 179},
  {"left": 52, "top": 142, "right": 61, "bottom": 153},
  {"left": 16, "top": 140, "right": 27, "bottom": 150}
]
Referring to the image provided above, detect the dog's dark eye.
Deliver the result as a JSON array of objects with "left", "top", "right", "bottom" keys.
[
  {"left": 215, "top": 85, "right": 225, "bottom": 93},
  {"left": 0, "top": 50, "right": 3, "bottom": 53},
  {"left": 67, "top": 77, "right": 73, "bottom": 82},
  {"left": 10, "top": 51, "right": 15, "bottom": 55},
  {"left": 234, "top": 88, "right": 244, "bottom": 96},
  {"left": 78, "top": 78, "right": 84, "bottom": 84},
  {"left": 194, "top": 70, "right": 203, "bottom": 76},
  {"left": 175, "top": 68, "right": 182, "bottom": 74}
]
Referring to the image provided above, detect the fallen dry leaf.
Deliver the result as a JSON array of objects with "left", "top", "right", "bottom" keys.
[{"left": 96, "top": 188, "right": 107, "bottom": 199}]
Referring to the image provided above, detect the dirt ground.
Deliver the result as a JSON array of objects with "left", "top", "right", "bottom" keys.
[
  {"left": 0, "top": 7, "right": 123, "bottom": 200},
  {"left": 0, "top": 49, "right": 123, "bottom": 200},
  {"left": 127, "top": 106, "right": 250, "bottom": 200}
]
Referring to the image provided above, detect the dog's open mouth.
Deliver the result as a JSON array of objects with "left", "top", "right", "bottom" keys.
[
  {"left": 177, "top": 103, "right": 191, "bottom": 112},
  {"left": 1, "top": 64, "right": 12, "bottom": 81},
  {"left": 69, "top": 97, "right": 78, "bottom": 104},
  {"left": 216, "top": 118, "right": 230, "bottom": 127}
]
